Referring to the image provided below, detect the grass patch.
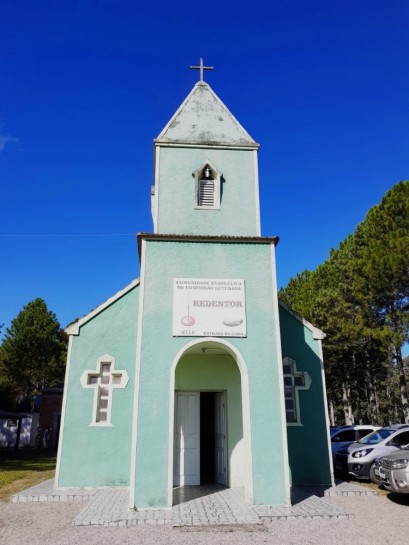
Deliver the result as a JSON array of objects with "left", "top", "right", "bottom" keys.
[
  {"left": 355, "top": 479, "right": 389, "bottom": 496},
  {"left": 0, "top": 453, "right": 56, "bottom": 501},
  {"left": 335, "top": 472, "right": 389, "bottom": 496}
]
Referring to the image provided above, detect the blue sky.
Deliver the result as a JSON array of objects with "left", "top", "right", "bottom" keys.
[{"left": 1, "top": 0, "right": 408, "bottom": 334}]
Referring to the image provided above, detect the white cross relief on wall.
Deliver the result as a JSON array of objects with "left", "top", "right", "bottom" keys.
[{"left": 80, "top": 355, "right": 129, "bottom": 426}]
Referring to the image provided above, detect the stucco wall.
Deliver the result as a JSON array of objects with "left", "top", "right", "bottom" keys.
[
  {"left": 156, "top": 146, "right": 259, "bottom": 236},
  {"left": 133, "top": 239, "right": 289, "bottom": 507},
  {"left": 57, "top": 285, "right": 139, "bottom": 487},
  {"left": 279, "top": 304, "right": 332, "bottom": 485}
]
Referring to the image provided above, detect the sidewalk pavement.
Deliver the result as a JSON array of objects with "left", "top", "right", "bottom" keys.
[{"left": 11, "top": 480, "right": 377, "bottom": 527}]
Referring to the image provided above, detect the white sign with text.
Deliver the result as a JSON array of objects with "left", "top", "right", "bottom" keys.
[{"left": 173, "top": 278, "right": 247, "bottom": 337}]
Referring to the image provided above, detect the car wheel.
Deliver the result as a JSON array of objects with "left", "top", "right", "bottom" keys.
[{"left": 369, "top": 460, "right": 384, "bottom": 486}]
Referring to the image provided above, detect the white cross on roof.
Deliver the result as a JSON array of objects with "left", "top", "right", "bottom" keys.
[{"left": 189, "top": 58, "right": 214, "bottom": 82}]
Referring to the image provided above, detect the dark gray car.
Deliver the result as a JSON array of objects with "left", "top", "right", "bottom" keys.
[{"left": 334, "top": 424, "right": 409, "bottom": 479}]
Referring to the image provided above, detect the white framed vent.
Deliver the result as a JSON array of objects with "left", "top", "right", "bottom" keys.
[{"left": 193, "top": 161, "right": 222, "bottom": 209}]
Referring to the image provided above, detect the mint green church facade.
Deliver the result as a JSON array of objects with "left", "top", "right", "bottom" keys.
[{"left": 56, "top": 80, "right": 334, "bottom": 508}]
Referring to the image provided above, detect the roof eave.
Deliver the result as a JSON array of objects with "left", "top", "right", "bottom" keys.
[
  {"left": 278, "top": 300, "right": 326, "bottom": 340},
  {"left": 137, "top": 232, "right": 279, "bottom": 263},
  {"left": 154, "top": 139, "right": 260, "bottom": 150}
]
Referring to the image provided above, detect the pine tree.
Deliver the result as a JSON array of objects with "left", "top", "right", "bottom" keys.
[
  {"left": 351, "top": 181, "right": 409, "bottom": 422},
  {"left": 279, "top": 181, "right": 408, "bottom": 424},
  {"left": 0, "top": 298, "right": 67, "bottom": 406}
]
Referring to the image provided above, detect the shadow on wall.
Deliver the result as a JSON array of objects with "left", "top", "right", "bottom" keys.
[{"left": 279, "top": 303, "right": 332, "bottom": 487}]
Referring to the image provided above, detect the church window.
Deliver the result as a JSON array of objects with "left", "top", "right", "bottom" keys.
[
  {"left": 282, "top": 357, "right": 311, "bottom": 425},
  {"left": 80, "top": 355, "right": 129, "bottom": 426},
  {"left": 193, "top": 162, "right": 222, "bottom": 209}
]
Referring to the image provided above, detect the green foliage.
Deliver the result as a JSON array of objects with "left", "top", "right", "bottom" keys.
[
  {"left": 353, "top": 182, "right": 409, "bottom": 344},
  {"left": 0, "top": 299, "right": 67, "bottom": 407},
  {"left": 280, "top": 181, "right": 409, "bottom": 424}
]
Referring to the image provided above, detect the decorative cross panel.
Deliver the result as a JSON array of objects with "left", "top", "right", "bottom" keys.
[
  {"left": 80, "top": 355, "right": 129, "bottom": 425},
  {"left": 282, "top": 356, "right": 311, "bottom": 425}
]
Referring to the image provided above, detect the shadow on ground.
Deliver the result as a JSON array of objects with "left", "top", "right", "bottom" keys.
[{"left": 386, "top": 492, "right": 409, "bottom": 506}]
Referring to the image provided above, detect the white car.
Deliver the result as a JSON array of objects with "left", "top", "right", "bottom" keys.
[
  {"left": 335, "top": 424, "right": 409, "bottom": 479},
  {"left": 331, "top": 425, "right": 380, "bottom": 461}
]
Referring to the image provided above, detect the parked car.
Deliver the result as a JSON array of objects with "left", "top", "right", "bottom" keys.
[
  {"left": 334, "top": 424, "right": 409, "bottom": 480},
  {"left": 369, "top": 456, "right": 385, "bottom": 486},
  {"left": 330, "top": 426, "right": 342, "bottom": 433},
  {"left": 378, "top": 448, "right": 409, "bottom": 494},
  {"left": 330, "top": 425, "right": 380, "bottom": 461}
]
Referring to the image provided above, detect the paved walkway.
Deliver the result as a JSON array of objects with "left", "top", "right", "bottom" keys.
[{"left": 11, "top": 480, "right": 377, "bottom": 526}]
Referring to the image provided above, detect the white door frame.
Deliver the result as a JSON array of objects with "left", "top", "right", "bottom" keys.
[
  {"left": 168, "top": 338, "right": 253, "bottom": 507},
  {"left": 215, "top": 391, "right": 227, "bottom": 485}
]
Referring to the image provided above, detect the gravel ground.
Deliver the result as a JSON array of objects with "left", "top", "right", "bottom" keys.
[{"left": 1, "top": 493, "right": 408, "bottom": 545}]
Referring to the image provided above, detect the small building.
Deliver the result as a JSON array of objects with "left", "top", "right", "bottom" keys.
[
  {"left": 56, "top": 72, "right": 333, "bottom": 508},
  {"left": 0, "top": 411, "right": 38, "bottom": 449},
  {"left": 37, "top": 386, "right": 63, "bottom": 451}
]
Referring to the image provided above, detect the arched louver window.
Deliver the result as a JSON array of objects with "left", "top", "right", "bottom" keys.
[
  {"left": 193, "top": 162, "right": 222, "bottom": 209},
  {"left": 198, "top": 166, "right": 215, "bottom": 207}
]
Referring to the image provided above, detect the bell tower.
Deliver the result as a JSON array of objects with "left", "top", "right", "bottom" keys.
[{"left": 151, "top": 73, "right": 261, "bottom": 237}]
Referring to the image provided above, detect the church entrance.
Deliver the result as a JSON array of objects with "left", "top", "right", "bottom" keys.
[
  {"left": 173, "top": 390, "right": 227, "bottom": 486},
  {"left": 169, "top": 339, "right": 253, "bottom": 506}
]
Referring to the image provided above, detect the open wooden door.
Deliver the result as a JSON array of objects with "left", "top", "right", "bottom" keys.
[
  {"left": 174, "top": 392, "right": 200, "bottom": 485},
  {"left": 215, "top": 392, "right": 227, "bottom": 485}
]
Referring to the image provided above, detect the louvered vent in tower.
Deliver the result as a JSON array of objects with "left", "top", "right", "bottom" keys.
[
  {"left": 193, "top": 162, "right": 221, "bottom": 210},
  {"left": 198, "top": 178, "right": 215, "bottom": 207}
]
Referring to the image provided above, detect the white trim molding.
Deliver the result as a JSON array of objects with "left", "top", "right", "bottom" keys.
[
  {"left": 253, "top": 149, "right": 261, "bottom": 236},
  {"left": 153, "top": 145, "right": 160, "bottom": 233},
  {"left": 155, "top": 142, "right": 259, "bottom": 151},
  {"left": 278, "top": 300, "right": 326, "bottom": 340},
  {"left": 270, "top": 244, "right": 291, "bottom": 506},
  {"left": 317, "top": 339, "right": 336, "bottom": 485},
  {"left": 129, "top": 239, "right": 147, "bottom": 509},
  {"left": 65, "top": 278, "right": 140, "bottom": 336},
  {"left": 54, "top": 335, "right": 73, "bottom": 488}
]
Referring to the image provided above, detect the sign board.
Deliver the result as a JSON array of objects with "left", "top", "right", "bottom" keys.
[{"left": 173, "top": 278, "right": 246, "bottom": 337}]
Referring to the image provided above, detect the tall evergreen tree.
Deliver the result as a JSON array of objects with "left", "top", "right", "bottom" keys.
[
  {"left": 280, "top": 181, "right": 408, "bottom": 424},
  {"left": 0, "top": 298, "right": 67, "bottom": 406},
  {"left": 351, "top": 181, "right": 409, "bottom": 422}
]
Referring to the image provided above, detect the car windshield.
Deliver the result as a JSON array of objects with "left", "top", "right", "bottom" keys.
[{"left": 358, "top": 429, "right": 394, "bottom": 445}]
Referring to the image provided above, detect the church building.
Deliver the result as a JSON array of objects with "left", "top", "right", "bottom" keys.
[{"left": 55, "top": 65, "right": 334, "bottom": 509}]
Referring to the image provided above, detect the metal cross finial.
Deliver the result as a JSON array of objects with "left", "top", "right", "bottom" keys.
[{"left": 190, "top": 58, "right": 214, "bottom": 82}]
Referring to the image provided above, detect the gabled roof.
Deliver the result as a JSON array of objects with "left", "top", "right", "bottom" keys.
[
  {"left": 65, "top": 278, "right": 140, "bottom": 336},
  {"left": 279, "top": 300, "right": 326, "bottom": 341},
  {"left": 155, "top": 82, "right": 259, "bottom": 148}
]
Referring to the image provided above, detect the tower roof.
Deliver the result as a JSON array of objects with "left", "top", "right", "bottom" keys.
[{"left": 155, "top": 82, "right": 259, "bottom": 148}]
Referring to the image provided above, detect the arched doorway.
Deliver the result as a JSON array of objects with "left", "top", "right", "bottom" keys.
[{"left": 168, "top": 338, "right": 253, "bottom": 506}]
